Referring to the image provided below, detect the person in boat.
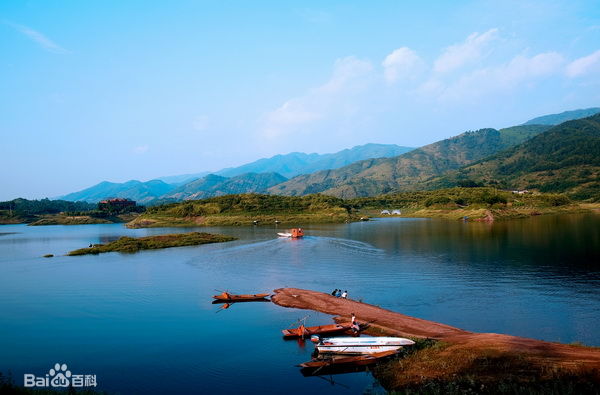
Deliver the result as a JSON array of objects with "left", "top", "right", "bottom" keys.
[
  {"left": 351, "top": 313, "right": 360, "bottom": 334},
  {"left": 341, "top": 290, "right": 348, "bottom": 299},
  {"left": 331, "top": 289, "right": 337, "bottom": 296},
  {"left": 335, "top": 289, "right": 342, "bottom": 297}
]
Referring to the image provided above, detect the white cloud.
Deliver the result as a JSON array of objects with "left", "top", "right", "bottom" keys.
[
  {"left": 382, "top": 47, "right": 425, "bottom": 83},
  {"left": 434, "top": 28, "right": 499, "bottom": 73},
  {"left": 262, "top": 56, "right": 373, "bottom": 138},
  {"left": 432, "top": 52, "right": 564, "bottom": 101},
  {"left": 133, "top": 145, "right": 149, "bottom": 154},
  {"left": 317, "top": 56, "right": 373, "bottom": 94},
  {"left": 7, "top": 22, "right": 69, "bottom": 54},
  {"left": 566, "top": 49, "right": 600, "bottom": 78}
]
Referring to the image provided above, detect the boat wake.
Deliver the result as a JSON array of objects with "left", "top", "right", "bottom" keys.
[{"left": 319, "top": 237, "right": 386, "bottom": 257}]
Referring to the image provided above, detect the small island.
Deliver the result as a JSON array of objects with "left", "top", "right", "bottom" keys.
[
  {"left": 127, "top": 194, "right": 358, "bottom": 228},
  {"left": 67, "top": 232, "right": 236, "bottom": 256}
]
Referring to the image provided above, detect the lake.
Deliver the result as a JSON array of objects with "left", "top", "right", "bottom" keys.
[{"left": 1, "top": 214, "right": 599, "bottom": 394}]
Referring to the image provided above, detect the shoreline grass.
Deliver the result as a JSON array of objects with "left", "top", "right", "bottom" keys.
[
  {"left": 126, "top": 190, "right": 598, "bottom": 228},
  {"left": 372, "top": 343, "right": 600, "bottom": 394},
  {"left": 67, "top": 232, "right": 236, "bottom": 256}
]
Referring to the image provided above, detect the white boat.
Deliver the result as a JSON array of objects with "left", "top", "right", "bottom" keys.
[
  {"left": 315, "top": 336, "right": 415, "bottom": 355},
  {"left": 277, "top": 232, "right": 292, "bottom": 237}
]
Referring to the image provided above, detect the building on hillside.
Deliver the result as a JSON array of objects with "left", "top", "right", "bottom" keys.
[
  {"left": 381, "top": 210, "right": 391, "bottom": 215},
  {"left": 98, "top": 198, "right": 136, "bottom": 211},
  {"left": 391, "top": 209, "right": 401, "bottom": 215}
]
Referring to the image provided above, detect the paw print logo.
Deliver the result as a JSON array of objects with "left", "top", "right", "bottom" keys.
[{"left": 49, "top": 363, "right": 71, "bottom": 387}]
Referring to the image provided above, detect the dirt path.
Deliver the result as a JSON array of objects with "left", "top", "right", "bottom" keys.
[{"left": 272, "top": 288, "right": 600, "bottom": 369}]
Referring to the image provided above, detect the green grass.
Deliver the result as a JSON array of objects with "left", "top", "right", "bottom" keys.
[
  {"left": 67, "top": 232, "right": 236, "bottom": 256},
  {"left": 126, "top": 189, "right": 597, "bottom": 227}
]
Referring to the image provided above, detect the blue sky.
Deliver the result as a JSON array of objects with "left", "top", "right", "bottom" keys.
[{"left": 1, "top": 0, "right": 599, "bottom": 200}]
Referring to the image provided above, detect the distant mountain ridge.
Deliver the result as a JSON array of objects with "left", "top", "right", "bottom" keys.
[
  {"left": 57, "top": 108, "right": 599, "bottom": 204},
  {"left": 269, "top": 125, "right": 550, "bottom": 198},
  {"left": 59, "top": 180, "right": 176, "bottom": 204},
  {"left": 164, "top": 172, "right": 288, "bottom": 200},
  {"left": 58, "top": 143, "right": 412, "bottom": 203},
  {"left": 524, "top": 107, "right": 600, "bottom": 125},
  {"left": 215, "top": 143, "right": 414, "bottom": 178}
]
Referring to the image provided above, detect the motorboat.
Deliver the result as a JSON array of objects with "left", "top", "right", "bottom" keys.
[
  {"left": 315, "top": 336, "right": 415, "bottom": 355},
  {"left": 277, "top": 228, "right": 304, "bottom": 238}
]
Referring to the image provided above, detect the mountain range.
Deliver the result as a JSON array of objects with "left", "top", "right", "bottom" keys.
[
  {"left": 214, "top": 143, "right": 413, "bottom": 178},
  {"left": 268, "top": 125, "right": 550, "bottom": 198},
  {"left": 164, "top": 172, "right": 288, "bottom": 201},
  {"left": 60, "top": 180, "right": 176, "bottom": 204},
  {"left": 523, "top": 107, "right": 600, "bottom": 126},
  {"left": 58, "top": 108, "right": 600, "bottom": 204},
  {"left": 428, "top": 114, "right": 600, "bottom": 200},
  {"left": 59, "top": 143, "right": 412, "bottom": 203}
]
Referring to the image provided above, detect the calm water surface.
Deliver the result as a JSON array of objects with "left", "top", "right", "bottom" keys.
[{"left": 1, "top": 214, "right": 599, "bottom": 394}]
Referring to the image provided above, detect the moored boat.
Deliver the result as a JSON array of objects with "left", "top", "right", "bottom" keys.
[
  {"left": 212, "top": 291, "right": 271, "bottom": 302},
  {"left": 298, "top": 350, "right": 398, "bottom": 369},
  {"left": 315, "top": 336, "right": 415, "bottom": 355},
  {"left": 282, "top": 323, "right": 352, "bottom": 339}
]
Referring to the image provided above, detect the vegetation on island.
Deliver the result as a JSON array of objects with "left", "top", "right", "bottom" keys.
[
  {"left": 0, "top": 198, "right": 145, "bottom": 225},
  {"left": 0, "top": 198, "right": 96, "bottom": 224},
  {"left": 127, "top": 188, "right": 596, "bottom": 227},
  {"left": 67, "top": 232, "right": 236, "bottom": 256},
  {"left": 127, "top": 193, "right": 357, "bottom": 228}
]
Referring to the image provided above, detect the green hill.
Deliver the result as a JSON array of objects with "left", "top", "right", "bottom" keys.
[
  {"left": 428, "top": 115, "right": 600, "bottom": 200},
  {"left": 127, "top": 193, "right": 356, "bottom": 227},
  {"left": 269, "top": 125, "right": 550, "bottom": 198}
]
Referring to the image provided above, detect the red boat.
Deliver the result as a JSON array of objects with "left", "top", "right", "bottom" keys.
[
  {"left": 282, "top": 323, "right": 352, "bottom": 339},
  {"left": 212, "top": 292, "right": 270, "bottom": 302}
]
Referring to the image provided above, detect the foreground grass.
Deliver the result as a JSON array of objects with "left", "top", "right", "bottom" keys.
[
  {"left": 68, "top": 232, "right": 236, "bottom": 255},
  {"left": 372, "top": 341, "right": 600, "bottom": 394}
]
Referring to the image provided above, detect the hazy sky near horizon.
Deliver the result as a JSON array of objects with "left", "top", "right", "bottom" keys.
[{"left": 1, "top": 0, "right": 600, "bottom": 200}]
